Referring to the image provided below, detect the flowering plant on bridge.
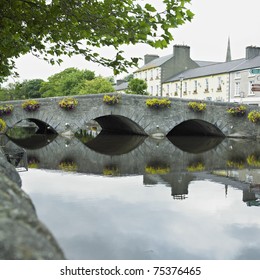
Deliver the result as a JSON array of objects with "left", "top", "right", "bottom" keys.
[
  {"left": 248, "top": 110, "right": 260, "bottom": 123},
  {"left": 0, "top": 118, "right": 6, "bottom": 133},
  {"left": 227, "top": 105, "right": 247, "bottom": 116},
  {"left": 188, "top": 102, "right": 206, "bottom": 112},
  {"left": 145, "top": 98, "right": 171, "bottom": 109},
  {"left": 103, "top": 94, "right": 120, "bottom": 105},
  {"left": 22, "top": 100, "right": 40, "bottom": 112},
  {"left": 59, "top": 97, "right": 78, "bottom": 110},
  {"left": 0, "top": 104, "right": 14, "bottom": 116}
]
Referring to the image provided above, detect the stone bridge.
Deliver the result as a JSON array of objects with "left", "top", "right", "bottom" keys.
[{"left": 1, "top": 94, "right": 260, "bottom": 138}]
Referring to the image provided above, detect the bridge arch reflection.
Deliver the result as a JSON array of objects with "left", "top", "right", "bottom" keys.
[{"left": 167, "top": 119, "right": 225, "bottom": 137}]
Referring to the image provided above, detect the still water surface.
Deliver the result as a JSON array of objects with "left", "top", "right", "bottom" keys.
[{"left": 5, "top": 132, "right": 260, "bottom": 260}]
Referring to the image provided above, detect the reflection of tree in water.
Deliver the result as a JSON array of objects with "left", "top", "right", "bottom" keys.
[{"left": 75, "top": 130, "right": 96, "bottom": 144}]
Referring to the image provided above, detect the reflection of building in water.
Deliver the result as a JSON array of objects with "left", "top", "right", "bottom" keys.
[
  {"left": 243, "top": 189, "right": 260, "bottom": 207},
  {"left": 212, "top": 169, "right": 260, "bottom": 207},
  {"left": 144, "top": 173, "right": 194, "bottom": 200}
]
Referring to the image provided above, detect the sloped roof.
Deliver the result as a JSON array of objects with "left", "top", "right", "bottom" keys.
[
  {"left": 135, "top": 53, "right": 219, "bottom": 72},
  {"left": 165, "top": 58, "right": 246, "bottom": 82},
  {"left": 115, "top": 82, "right": 128, "bottom": 91},
  {"left": 195, "top": 60, "right": 220, "bottom": 67},
  {"left": 135, "top": 54, "right": 173, "bottom": 72},
  {"left": 234, "top": 55, "right": 260, "bottom": 71}
]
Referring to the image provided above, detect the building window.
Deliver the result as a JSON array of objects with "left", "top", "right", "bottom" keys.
[
  {"left": 156, "top": 69, "right": 160, "bottom": 79},
  {"left": 150, "top": 69, "right": 153, "bottom": 80},
  {"left": 156, "top": 85, "right": 159, "bottom": 95},
  {"left": 184, "top": 82, "right": 187, "bottom": 94},
  {"left": 217, "top": 77, "right": 222, "bottom": 91},
  {"left": 151, "top": 86, "right": 153, "bottom": 95},
  {"left": 235, "top": 82, "right": 240, "bottom": 97},
  {"left": 166, "top": 84, "right": 170, "bottom": 96},
  {"left": 205, "top": 78, "right": 209, "bottom": 92},
  {"left": 194, "top": 80, "right": 198, "bottom": 93},
  {"left": 248, "top": 80, "right": 255, "bottom": 95},
  {"left": 145, "top": 71, "right": 147, "bottom": 81}
]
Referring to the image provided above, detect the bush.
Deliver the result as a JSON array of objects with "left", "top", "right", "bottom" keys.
[
  {"left": 59, "top": 97, "right": 78, "bottom": 110},
  {"left": 103, "top": 94, "right": 120, "bottom": 105},
  {"left": 227, "top": 105, "right": 247, "bottom": 116},
  {"left": 146, "top": 98, "right": 171, "bottom": 109},
  {"left": 0, "top": 118, "right": 6, "bottom": 133},
  {"left": 188, "top": 101, "right": 206, "bottom": 112},
  {"left": 248, "top": 110, "right": 260, "bottom": 123},
  {"left": 22, "top": 99, "right": 40, "bottom": 112},
  {"left": 0, "top": 104, "right": 14, "bottom": 116}
]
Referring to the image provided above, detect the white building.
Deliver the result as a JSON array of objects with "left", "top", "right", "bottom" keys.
[{"left": 122, "top": 44, "right": 260, "bottom": 105}]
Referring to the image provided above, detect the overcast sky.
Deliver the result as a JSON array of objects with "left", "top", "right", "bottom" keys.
[{"left": 7, "top": 0, "right": 260, "bottom": 83}]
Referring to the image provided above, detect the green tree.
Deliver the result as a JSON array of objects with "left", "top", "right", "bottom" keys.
[
  {"left": 0, "top": 0, "right": 194, "bottom": 82},
  {"left": 40, "top": 67, "right": 95, "bottom": 97},
  {"left": 124, "top": 74, "right": 134, "bottom": 82},
  {"left": 0, "top": 82, "right": 22, "bottom": 101},
  {"left": 15, "top": 79, "right": 44, "bottom": 99},
  {"left": 79, "top": 77, "right": 114, "bottom": 94},
  {"left": 127, "top": 78, "right": 147, "bottom": 95}
]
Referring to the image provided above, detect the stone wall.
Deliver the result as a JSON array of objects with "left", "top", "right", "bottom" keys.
[{"left": 0, "top": 148, "right": 65, "bottom": 260}]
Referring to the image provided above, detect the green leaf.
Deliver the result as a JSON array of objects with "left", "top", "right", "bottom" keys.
[{"left": 145, "top": 3, "right": 157, "bottom": 12}]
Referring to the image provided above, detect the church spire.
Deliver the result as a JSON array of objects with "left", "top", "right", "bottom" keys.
[{"left": 226, "top": 37, "right": 231, "bottom": 62}]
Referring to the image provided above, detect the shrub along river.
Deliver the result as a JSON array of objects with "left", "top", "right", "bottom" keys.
[{"left": 2, "top": 127, "right": 260, "bottom": 260}]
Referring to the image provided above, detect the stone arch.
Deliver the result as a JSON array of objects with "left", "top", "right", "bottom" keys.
[
  {"left": 94, "top": 115, "right": 147, "bottom": 135},
  {"left": 167, "top": 119, "right": 225, "bottom": 137}
]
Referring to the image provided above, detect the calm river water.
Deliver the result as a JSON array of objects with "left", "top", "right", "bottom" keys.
[{"left": 3, "top": 132, "right": 260, "bottom": 260}]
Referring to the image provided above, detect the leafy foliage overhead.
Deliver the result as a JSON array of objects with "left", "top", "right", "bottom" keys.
[{"left": 0, "top": 0, "right": 194, "bottom": 81}]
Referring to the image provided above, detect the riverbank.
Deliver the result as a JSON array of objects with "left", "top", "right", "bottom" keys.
[{"left": 0, "top": 148, "right": 65, "bottom": 260}]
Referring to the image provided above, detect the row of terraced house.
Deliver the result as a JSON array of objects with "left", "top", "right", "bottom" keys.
[{"left": 116, "top": 42, "right": 260, "bottom": 106}]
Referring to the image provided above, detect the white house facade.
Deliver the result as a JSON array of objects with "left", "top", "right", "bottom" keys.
[
  {"left": 125, "top": 44, "right": 260, "bottom": 105},
  {"left": 163, "top": 46, "right": 260, "bottom": 105}
]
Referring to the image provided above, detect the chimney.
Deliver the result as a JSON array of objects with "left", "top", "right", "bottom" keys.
[
  {"left": 246, "top": 46, "right": 260, "bottom": 59},
  {"left": 144, "top": 54, "right": 159, "bottom": 64},
  {"left": 173, "top": 45, "right": 191, "bottom": 60}
]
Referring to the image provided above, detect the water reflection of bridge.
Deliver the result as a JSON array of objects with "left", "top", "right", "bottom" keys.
[{"left": 2, "top": 133, "right": 260, "bottom": 205}]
